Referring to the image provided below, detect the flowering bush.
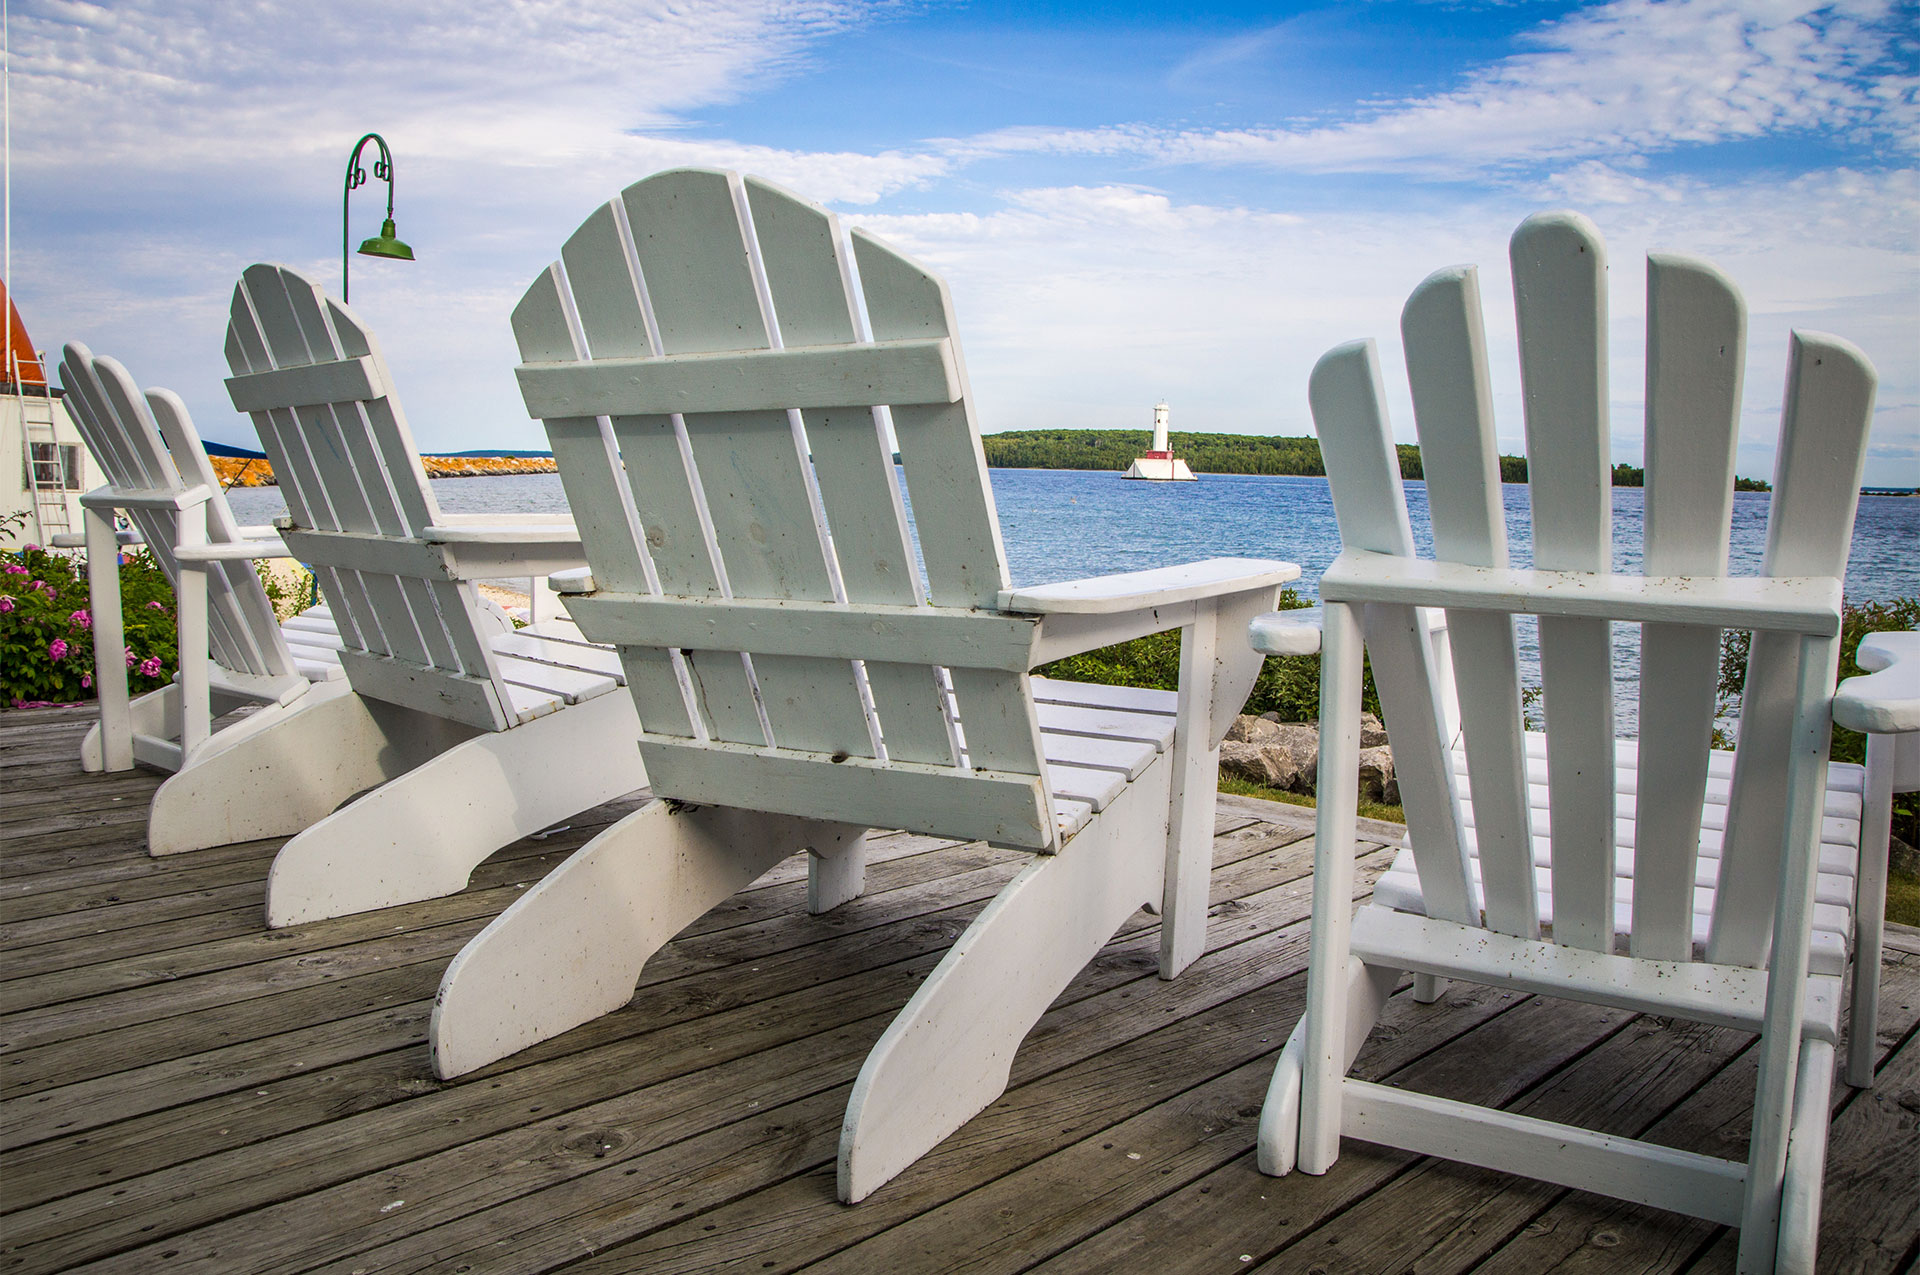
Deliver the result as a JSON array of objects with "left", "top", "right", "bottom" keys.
[{"left": 0, "top": 515, "right": 180, "bottom": 707}]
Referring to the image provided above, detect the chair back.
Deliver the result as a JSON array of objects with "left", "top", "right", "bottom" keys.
[
  {"left": 514, "top": 168, "right": 1057, "bottom": 847},
  {"left": 222, "top": 264, "right": 518, "bottom": 731},
  {"left": 1312, "top": 212, "right": 1875, "bottom": 968},
  {"left": 58, "top": 343, "right": 298, "bottom": 683}
]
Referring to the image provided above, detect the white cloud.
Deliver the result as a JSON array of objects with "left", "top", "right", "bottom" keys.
[
  {"left": 954, "top": 0, "right": 1920, "bottom": 175},
  {"left": 8, "top": 0, "right": 1913, "bottom": 491},
  {"left": 848, "top": 168, "right": 1917, "bottom": 484}
]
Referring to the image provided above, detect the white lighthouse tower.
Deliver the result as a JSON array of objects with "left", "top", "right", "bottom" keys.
[{"left": 1123, "top": 403, "right": 1195, "bottom": 481}]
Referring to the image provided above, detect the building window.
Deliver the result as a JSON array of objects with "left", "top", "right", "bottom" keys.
[{"left": 26, "top": 442, "right": 83, "bottom": 491}]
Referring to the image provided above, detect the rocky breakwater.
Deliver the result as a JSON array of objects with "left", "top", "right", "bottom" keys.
[
  {"left": 1220, "top": 711, "right": 1399, "bottom": 804},
  {"left": 206, "top": 455, "right": 558, "bottom": 487}
]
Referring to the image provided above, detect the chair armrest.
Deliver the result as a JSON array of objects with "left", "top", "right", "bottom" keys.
[
  {"left": 422, "top": 524, "right": 587, "bottom": 581},
  {"left": 235, "top": 524, "right": 284, "bottom": 540},
  {"left": 175, "top": 540, "right": 298, "bottom": 563},
  {"left": 1834, "top": 631, "right": 1919, "bottom": 734},
  {"left": 1249, "top": 603, "right": 1450, "bottom": 657},
  {"left": 550, "top": 568, "right": 595, "bottom": 595},
  {"left": 434, "top": 512, "right": 580, "bottom": 530},
  {"left": 80, "top": 482, "right": 213, "bottom": 513},
  {"left": 1016, "top": 558, "right": 1298, "bottom": 665},
  {"left": 1250, "top": 608, "right": 1323, "bottom": 656},
  {"left": 51, "top": 529, "right": 144, "bottom": 549},
  {"left": 420, "top": 522, "right": 582, "bottom": 544},
  {"left": 999, "top": 557, "right": 1298, "bottom": 615}
]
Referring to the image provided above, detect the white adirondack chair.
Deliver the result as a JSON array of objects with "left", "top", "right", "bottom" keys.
[
  {"left": 1253, "top": 212, "right": 1888, "bottom": 1273},
  {"left": 427, "top": 167, "right": 1297, "bottom": 1202},
  {"left": 56, "top": 342, "right": 343, "bottom": 779},
  {"left": 137, "top": 262, "right": 651, "bottom": 925}
]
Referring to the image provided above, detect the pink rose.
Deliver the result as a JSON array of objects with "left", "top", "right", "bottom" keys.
[
  {"left": 2, "top": 563, "right": 25, "bottom": 574},
  {"left": 0, "top": 596, "right": 12, "bottom": 613},
  {"left": 138, "top": 656, "right": 162, "bottom": 678},
  {"left": 69, "top": 609, "right": 90, "bottom": 628},
  {"left": 125, "top": 647, "right": 137, "bottom": 668},
  {"left": 48, "top": 638, "right": 68, "bottom": 661},
  {"left": 22, "top": 544, "right": 39, "bottom": 552},
  {"left": 30, "top": 579, "right": 47, "bottom": 591},
  {"left": 81, "top": 673, "right": 93, "bottom": 690},
  {"left": 146, "top": 600, "right": 166, "bottom": 611}
]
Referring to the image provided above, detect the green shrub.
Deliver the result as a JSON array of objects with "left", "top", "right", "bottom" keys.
[{"left": 1, "top": 514, "right": 180, "bottom": 707}]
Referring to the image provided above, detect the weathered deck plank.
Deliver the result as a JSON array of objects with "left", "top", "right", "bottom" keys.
[{"left": 0, "top": 702, "right": 1914, "bottom": 1275}]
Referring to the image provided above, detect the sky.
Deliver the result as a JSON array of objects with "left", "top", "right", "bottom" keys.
[{"left": 7, "top": 0, "right": 1917, "bottom": 485}]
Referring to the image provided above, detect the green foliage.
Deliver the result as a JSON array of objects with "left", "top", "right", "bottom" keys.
[
  {"left": 981, "top": 429, "right": 1345, "bottom": 476},
  {"left": 254, "top": 558, "right": 317, "bottom": 623},
  {"left": 1605, "top": 462, "right": 1769, "bottom": 491},
  {"left": 979, "top": 429, "right": 1767, "bottom": 487},
  {"left": 1032, "top": 586, "right": 1381, "bottom": 723},
  {"left": 1, "top": 512, "right": 180, "bottom": 707},
  {"left": 1719, "top": 596, "right": 1920, "bottom": 844}
]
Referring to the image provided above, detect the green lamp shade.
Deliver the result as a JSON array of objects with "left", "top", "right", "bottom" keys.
[{"left": 357, "top": 219, "right": 415, "bottom": 261}]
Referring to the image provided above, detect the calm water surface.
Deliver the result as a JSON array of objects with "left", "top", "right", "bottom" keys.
[{"left": 229, "top": 469, "right": 1918, "bottom": 734}]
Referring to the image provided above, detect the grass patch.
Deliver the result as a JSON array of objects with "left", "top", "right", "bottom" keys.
[
  {"left": 1217, "top": 772, "right": 1406, "bottom": 825},
  {"left": 1889, "top": 865, "right": 1920, "bottom": 929}
]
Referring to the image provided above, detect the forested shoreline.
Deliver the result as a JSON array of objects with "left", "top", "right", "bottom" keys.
[{"left": 978, "top": 429, "right": 1770, "bottom": 490}]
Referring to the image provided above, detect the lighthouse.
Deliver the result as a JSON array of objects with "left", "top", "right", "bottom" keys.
[{"left": 1123, "top": 403, "right": 1195, "bottom": 481}]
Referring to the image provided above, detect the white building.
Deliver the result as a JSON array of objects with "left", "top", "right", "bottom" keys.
[
  {"left": 2, "top": 283, "right": 99, "bottom": 550},
  {"left": 1123, "top": 403, "right": 1195, "bottom": 481}
]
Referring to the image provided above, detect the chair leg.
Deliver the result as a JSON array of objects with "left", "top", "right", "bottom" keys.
[
  {"left": 1257, "top": 956, "right": 1397, "bottom": 1175},
  {"left": 430, "top": 800, "right": 865, "bottom": 1079},
  {"left": 81, "top": 684, "right": 176, "bottom": 772},
  {"left": 1771, "top": 1037, "right": 1835, "bottom": 1275},
  {"left": 1847, "top": 733, "right": 1896, "bottom": 1088},
  {"left": 1298, "top": 601, "right": 1367, "bottom": 1176},
  {"left": 1412, "top": 972, "right": 1446, "bottom": 1003},
  {"left": 144, "top": 682, "right": 460, "bottom": 855},
  {"left": 838, "top": 760, "right": 1169, "bottom": 1203},
  {"left": 808, "top": 834, "right": 868, "bottom": 913},
  {"left": 264, "top": 690, "right": 648, "bottom": 927}
]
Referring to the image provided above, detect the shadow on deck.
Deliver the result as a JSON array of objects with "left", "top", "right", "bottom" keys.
[{"left": 2, "top": 702, "right": 1915, "bottom": 1274}]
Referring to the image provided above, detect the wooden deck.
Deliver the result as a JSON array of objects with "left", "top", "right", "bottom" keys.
[{"left": 2, "top": 701, "right": 1915, "bottom": 1274}]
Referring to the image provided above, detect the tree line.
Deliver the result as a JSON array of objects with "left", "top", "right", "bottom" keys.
[{"left": 977, "top": 430, "right": 1770, "bottom": 490}]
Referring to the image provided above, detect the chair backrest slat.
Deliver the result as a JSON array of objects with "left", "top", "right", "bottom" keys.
[
  {"left": 1631, "top": 256, "right": 1746, "bottom": 960},
  {"left": 624, "top": 172, "right": 875, "bottom": 758},
  {"left": 57, "top": 344, "right": 296, "bottom": 682},
  {"left": 1511, "top": 213, "right": 1617, "bottom": 954},
  {"left": 745, "top": 176, "right": 958, "bottom": 764},
  {"left": 746, "top": 176, "right": 955, "bottom": 762},
  {"left": 321, "top": 297, "right": 502, "bottom": 681},
  {"left": 226, "top": 264, "right": 517, "bottom": 731},
  {"left": 146, "top": 388, "right": 289, "bottom": 677},
  {"left": 229, "top": 270, "right": 423, "bottom": 665},
  {"left": 1709, "top": 330, "right": 1877, "bottom": 966},
  {"left": 561, "top": 185, "right": 766, "bottom": 745},
  {"left": 849, "top": 228, "right": 1041, "bottom": 775},
  {"left": 513, "top": 251, "right": 694, "bottom": 739},
  {"left": 1401, "top": 268, "right": 1536, "bottom": 939},
  {"left": 520, "top": 169, "right": 1052, "bottom": 845},
  {"left": 1309, "top": 340, "right": 1477, "bottom": 925}
]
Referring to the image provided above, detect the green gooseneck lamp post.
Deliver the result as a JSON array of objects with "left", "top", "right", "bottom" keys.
[{"left": 342, "top": 132, "right": 414, "bottom": 303}]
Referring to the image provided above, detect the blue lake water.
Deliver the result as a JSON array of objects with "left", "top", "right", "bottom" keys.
[{"left": 228, "top": 468, "right": 1918, "bottom": 733}]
